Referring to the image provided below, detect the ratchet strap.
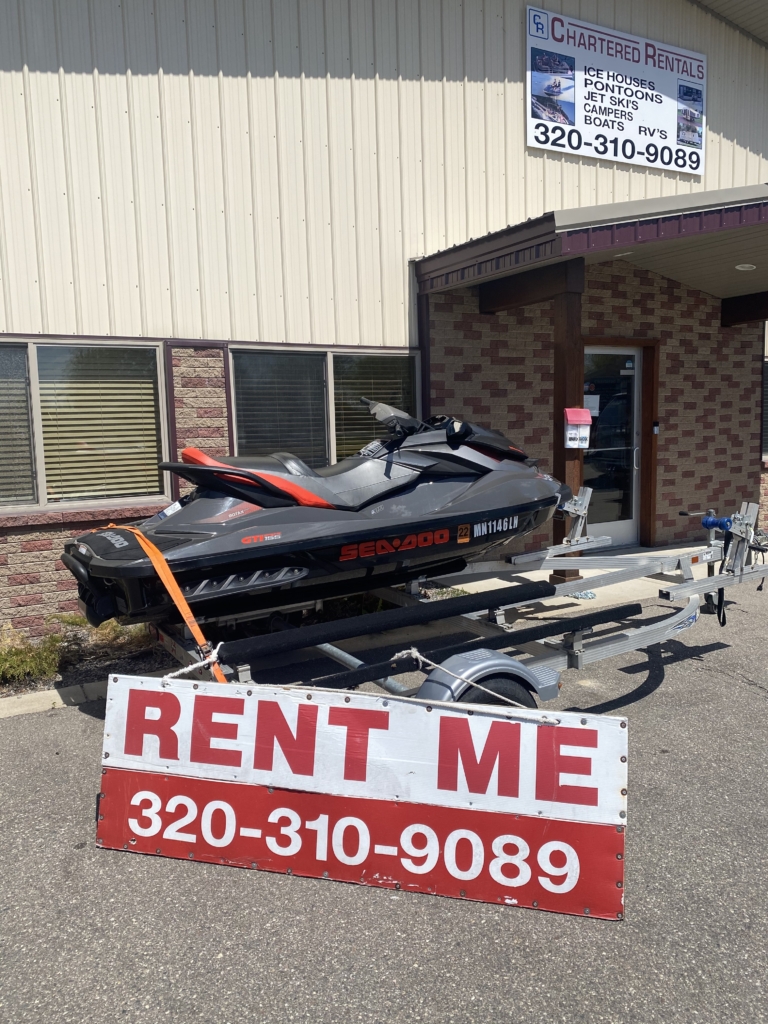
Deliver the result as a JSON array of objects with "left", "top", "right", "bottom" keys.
[{"left": 98, "top": 524, "right": 228, "bottom": 683}]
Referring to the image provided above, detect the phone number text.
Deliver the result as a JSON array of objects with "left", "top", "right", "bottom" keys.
[{"left": 532, "top": 122, "right": 701, "bottom": 171}]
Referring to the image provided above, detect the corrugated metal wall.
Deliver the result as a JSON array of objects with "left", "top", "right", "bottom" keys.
[{"left": 0, "top": 0, "right": 766, "bottom": 348}]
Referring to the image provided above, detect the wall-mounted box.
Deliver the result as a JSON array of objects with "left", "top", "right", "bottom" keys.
[{"left": 564, "top": 407, "right": 592, "bottom": 449}]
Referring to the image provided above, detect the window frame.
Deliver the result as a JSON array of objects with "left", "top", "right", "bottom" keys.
[
  {"left": 331, "top": 351, "right": 419, "bottom": 461},
  {"left": 230, "top": 347, "right": 332, "bottom": 470},
  {"left": 0, "top": 338, "right": 171, "bottom": 515},
  {"left": 0, "top": 342, "right": 38, "bottom": 506},
  {"left": 228, "top": 343, "right": 421, "bottom": 465}
]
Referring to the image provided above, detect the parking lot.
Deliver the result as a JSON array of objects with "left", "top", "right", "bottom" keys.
[{"left": 1, "top": 585, "right": 767, "bottom": 1024}]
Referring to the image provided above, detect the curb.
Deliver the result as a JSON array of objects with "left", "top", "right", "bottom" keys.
[{"left": 0, "top": 679, "right": 108, "bottom": 721}]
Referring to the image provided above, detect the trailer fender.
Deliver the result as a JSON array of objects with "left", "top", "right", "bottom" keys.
[{"left": 416, "top": 650, "right": 560, "bottom": 703}]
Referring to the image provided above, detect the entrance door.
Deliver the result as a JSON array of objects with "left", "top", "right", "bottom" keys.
[{"left": 583, "top": 347, "right": 642, "bottom": 546}]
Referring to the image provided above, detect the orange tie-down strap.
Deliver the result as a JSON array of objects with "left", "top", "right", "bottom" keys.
[{"left": 97, "top": 524, "right": 228, "bottom": 683}]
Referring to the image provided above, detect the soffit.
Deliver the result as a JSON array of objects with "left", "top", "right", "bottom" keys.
[{"left": 601, "top": 224, "right": 768, "bottom": 298}]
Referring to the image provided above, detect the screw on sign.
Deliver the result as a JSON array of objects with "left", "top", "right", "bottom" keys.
[{"left": 97, "top": 677, "right": 628, "bottom": 919}]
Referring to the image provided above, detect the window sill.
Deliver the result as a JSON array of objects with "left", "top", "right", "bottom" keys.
[{"left": 0, "top": 501, "right": 167, "bottom": 530}]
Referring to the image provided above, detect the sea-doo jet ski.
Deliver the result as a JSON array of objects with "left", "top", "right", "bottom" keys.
[{"left": 62, "top": 399, "right": 570, "bottom": 627}]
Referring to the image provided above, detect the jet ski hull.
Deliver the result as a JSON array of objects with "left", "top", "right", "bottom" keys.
[{"left": 64, "top": 495, "right": 557, "bottom": 626}]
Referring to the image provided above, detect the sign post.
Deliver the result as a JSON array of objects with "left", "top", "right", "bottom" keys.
[
  {"left": 97, "top": 676, "right": 628, "bottom": 919},
  {"left": 526, "top": 6, "right": 706, "bottom": 176}
]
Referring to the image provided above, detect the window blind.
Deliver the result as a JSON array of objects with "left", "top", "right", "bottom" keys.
[
  {"left": 333, "top": 354, "right": 416, "bottom": 459},
  {"left": 233, "top": 351, "right": 328, "bottom": 468},
  {"left": 37, "top": 346, "right": 163, "bottom": 502},
  {"left": 0, "top": 346, "right": 36, "bottom": 505}
]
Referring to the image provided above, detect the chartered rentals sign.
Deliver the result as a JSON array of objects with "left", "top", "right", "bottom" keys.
[{"left": 526, "top": 7, "right": 706, "bottom": 176}]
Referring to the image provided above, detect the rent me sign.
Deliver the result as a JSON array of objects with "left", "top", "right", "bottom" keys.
[{"left": 97, "top": 676, "right": 628, "bottom": 919}]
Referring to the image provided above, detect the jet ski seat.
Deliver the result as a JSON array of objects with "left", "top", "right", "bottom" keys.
[
  {"left": 179, "top": 446, "right": 421, "bottom": 511},
  {"left": 203, "top": 451, "right": 319, "bottom": 477}
]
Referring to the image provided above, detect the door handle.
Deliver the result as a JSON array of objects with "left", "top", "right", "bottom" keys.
[{"left": 633, "top": 447, "right": 640, "bottom": 471}]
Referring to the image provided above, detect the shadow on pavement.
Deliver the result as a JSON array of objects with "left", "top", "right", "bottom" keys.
[
  {"left": 78, "top": 699, "right": 106, "bottom": 721},
  {"left": 618, "top": 637, "right": 730, "bottom": 673},
  {"left": 564, "top": 636, "right": 730, "bottom": 715},
  {"left": 564, "top": 645, "right": 667, "bottom": 715}
]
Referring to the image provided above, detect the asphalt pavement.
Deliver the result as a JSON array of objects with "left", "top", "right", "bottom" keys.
[{"left": 1, "top": 586, "right": 767, "bottom": 1024}]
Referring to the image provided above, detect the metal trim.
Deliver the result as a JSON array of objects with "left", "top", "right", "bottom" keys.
[{"left": 414, "top": 196, "right": 768, "bottom": 295}]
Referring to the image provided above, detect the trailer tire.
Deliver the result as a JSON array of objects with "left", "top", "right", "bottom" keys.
[{"left": 457, "top": 675, "right": 537, "bottom": 708}]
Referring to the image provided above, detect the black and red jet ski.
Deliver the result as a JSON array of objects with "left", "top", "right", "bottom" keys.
[{"left": 62, "top": 400, "right": 570, "bottom": 627}]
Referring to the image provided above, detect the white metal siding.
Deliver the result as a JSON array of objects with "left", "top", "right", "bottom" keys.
[
  {"left": 0, "top": 0, "right": 767, "bottom": 348},
  {"left": 695, "top": 1, "right": 768, "bottom": 46}
]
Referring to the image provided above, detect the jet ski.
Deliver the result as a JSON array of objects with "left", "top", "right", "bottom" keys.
[{"left": 62, "top": 399, "right": 570, "bottom": 627}]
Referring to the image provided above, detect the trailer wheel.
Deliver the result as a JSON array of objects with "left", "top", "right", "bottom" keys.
[{"left": 458, "top": 675, "right": 537, "bottom": 708}]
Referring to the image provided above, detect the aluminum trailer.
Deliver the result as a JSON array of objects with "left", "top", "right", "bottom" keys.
[{"left": 153, "top": 493, "right": 767, "bottom": 707}]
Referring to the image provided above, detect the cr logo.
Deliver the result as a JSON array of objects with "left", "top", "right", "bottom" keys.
[{"left": 529, "top": 9, "right": 549, "bottom": 39}]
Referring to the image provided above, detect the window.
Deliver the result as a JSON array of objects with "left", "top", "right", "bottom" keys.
[
  {"left": 763, "top": 357, "right": 768, "bottom": 458},
  {"left": 0, "top": 341, "right": 165, "bottom": 509},
  {"left": 0, "top": 346, "right": 36, "bottom": 505},
  {"left": 233, "top": 351, "right": 328, "bottom": 468},
  {"left": 37, "top": 346, "right": 163, "bottom": 502},
  {"left": 333, "top": 354, "right": 416, "bottom": 458}
]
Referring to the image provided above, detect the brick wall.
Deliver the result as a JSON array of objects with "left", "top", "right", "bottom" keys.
[
  {"left": 171, "top": 347, "right": 230, "bottom": 459},
  {"left": 0, "top": 506, "right": 164, "bottom": 637},
  {"left": 429, "top": 289, "right": 556, "bottom": 552},
  {"left": 428, "top": 261, "right": 766, "bottom": 547}
]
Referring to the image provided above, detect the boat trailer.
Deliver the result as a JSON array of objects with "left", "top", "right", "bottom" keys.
[{"left": 149, "top": 492, "right": 768, "bottom": 706}]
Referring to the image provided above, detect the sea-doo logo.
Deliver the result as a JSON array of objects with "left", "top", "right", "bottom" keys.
[
  {"left": 340, "top": 529, "right": 450, "bottom": 562},
  {"left": 473, "top": 516, "right": 518, "bottom": 538},
  {"left": 241, "top": 532, "right": 282, "bottom": 545},
  {"left": 102, "top": 531, "right": 129, "bottom": 550}
]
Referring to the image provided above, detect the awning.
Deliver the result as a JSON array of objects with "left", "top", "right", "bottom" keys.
[{"left": 414, "top": 184, "right": 768, "bottom": 302}]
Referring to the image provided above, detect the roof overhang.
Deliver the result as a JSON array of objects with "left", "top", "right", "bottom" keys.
[{"left": 414, "top": 184, "right": 768, "bottom": 301}]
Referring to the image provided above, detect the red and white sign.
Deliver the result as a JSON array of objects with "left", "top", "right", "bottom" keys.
[{"left": 97, "top": 676, "right": 628, "bottom": 919}]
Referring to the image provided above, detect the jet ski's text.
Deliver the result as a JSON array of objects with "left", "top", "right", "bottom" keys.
[
  {"left": 473, "top": 516, "right": 519, "bottom": 538},
  {"left": 340, "top": 529, "right": 450, "bottom": 561}
]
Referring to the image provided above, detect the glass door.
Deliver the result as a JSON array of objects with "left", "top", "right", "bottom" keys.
[{"left": 583, "top": 347, "right": 642, "bottom": 546}]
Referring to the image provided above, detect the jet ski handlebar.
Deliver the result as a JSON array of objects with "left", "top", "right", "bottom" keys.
[{"left": 359, "top": 398, "right": 477, "bottom": 444}]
